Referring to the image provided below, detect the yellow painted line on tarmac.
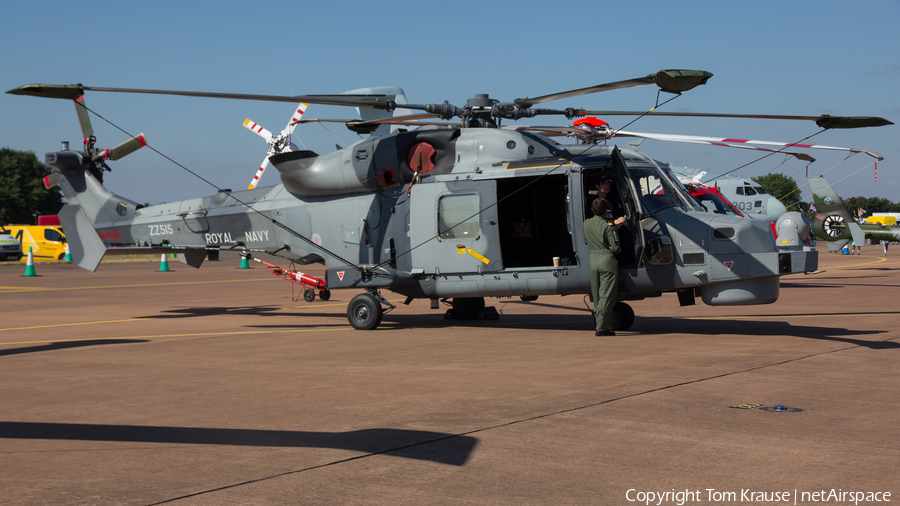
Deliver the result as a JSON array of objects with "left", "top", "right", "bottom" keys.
[
  {"left": 820, "top": 257, "right": 894, "bottom": 269},
  {"left": 0, "top": 299, "right": 408, "bottom": 331},
  {"left": 0, "top": 286, "right": 45, "bottom": 291},
  {"left": 0, "top": 297, "right": 408, "bottom": 333},
  {"left": 282, "top": 301, "right": 350, "bottom": 310},
  {"left": 0, "top": 318, "right": 155, "bottom": 332},
  {"left": 0, "top": 326, "right": 352, "bottom": 346},
  {"left": 0, "top": 277, "right": 277, "bottom": 294}
]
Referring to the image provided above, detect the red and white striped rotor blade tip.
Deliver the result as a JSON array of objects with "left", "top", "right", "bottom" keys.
[
  {"left": 243, "top": 119, "right": 274, "bottom": 142},
  {"left": 247, "top": 157, "right": 270, "bottom": 190},
  {"left": 285, "top": 103, "right": 309, "bottom": 136}
]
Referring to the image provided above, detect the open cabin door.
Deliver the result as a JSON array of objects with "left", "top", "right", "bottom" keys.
[
  {"left": 408, "top": 180, "right": 502, "bottom": 275},
  {"left": 611, "top": 147, "right": 646, "bottom": 267}
]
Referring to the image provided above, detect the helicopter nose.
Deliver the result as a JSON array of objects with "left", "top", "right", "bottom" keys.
[{"left": 760, "top": 197, "right": 787, "bottom": 222}]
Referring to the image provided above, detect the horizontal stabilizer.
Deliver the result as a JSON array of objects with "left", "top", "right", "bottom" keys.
[{"left": 826, "top": 239, "right": 850, "bottom": 252}]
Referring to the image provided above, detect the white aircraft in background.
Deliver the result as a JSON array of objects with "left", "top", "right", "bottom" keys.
[{"left": 672, "top": 168, "right": 788, "bottom": 222}]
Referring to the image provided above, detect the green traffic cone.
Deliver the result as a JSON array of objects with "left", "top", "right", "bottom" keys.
[
  {"left": 159, "top": 253, "right": 171, "bottom": 272},
  {"left": 63, "top": 243, "right": 73, "bottom": 262},
  {"left": 24, "top": 247, "right": 36, "bottom": 277},
  {"left": 239, "top": 248, "right": 250, "bottom": 269}
]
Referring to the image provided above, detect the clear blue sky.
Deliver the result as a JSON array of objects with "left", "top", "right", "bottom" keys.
[{"left": 2, "top": 0, "right": 897, "bottom": 204}]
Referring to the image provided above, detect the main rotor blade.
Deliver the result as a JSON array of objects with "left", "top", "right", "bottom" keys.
[
  {"left": 82, "top": 87, "right": 397, "bottom": 109},
  {"left": 73, "top": 95, "right": 93, "bottom": 141},
  {"left": 500, "top": 125, "right": 576, "bottom": 136},
  {"left": 581, "top": 110, "right": 894, "bottom": 128},
  {"left": 514, "top": 69, "right": 713, "bottom": 108},
  {"left": 7, "top": 83, "right": 85, "bottom": 100},
  {"left": 294, "top": 114, "right": 453, "bottom": 134},
  {"left": 612, "top": 130, "right": 816, "bottom": 162},
  {"left": 7, "top": 84, "right": 397, "bottom": 109},
  {"left": 91, "top": 134, "right": 147, "bottom": 161},
  {"left": 613, "top": 130, "right": 884, "bottom": 160},
  {"left": 291, "top": 113, "right": 442, "bottom": 128}
]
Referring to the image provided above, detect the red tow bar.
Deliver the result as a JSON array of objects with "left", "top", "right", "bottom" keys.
[{"left": 253, "top": 258, "right": 329, "bottom": 302}]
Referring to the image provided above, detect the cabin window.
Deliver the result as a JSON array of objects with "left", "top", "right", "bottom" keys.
[{"left": 438, "top": 193, "right": 480, "bottom": 239}]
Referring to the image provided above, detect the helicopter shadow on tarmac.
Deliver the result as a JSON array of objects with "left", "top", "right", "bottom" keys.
[
  {"left": 635, "top": 317, "right": 899, "bottom": 350},
  {"left": 495, "top": 298, "right": 592, "bottom": 314},
  {"left": 137, "top": 306, "right": 357, "bottom": 328},
  {"left": 132, "top": 302, "right": 899, "bottom": 348},
  {"left": 0, "top": 422, "right": 477, "bottom": 466},
  {"left": 138, "top": 305, "right": 286, "bottom": 319},
  {"left": 780, "top": 282, "right": 850, "bottom": 289},
  {"left": 0, "top": 339, "right": 149, "bottom": 357}
]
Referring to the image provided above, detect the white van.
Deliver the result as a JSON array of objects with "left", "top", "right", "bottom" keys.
[{"left": 0, "top": 225, "right": 24, "bottom": 261}]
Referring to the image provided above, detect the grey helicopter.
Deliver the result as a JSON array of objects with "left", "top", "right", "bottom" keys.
[{"left": 7, "top": 70, "right": 893, "bottom": 331}]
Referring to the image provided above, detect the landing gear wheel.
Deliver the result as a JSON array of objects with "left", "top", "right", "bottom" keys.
[
  {"left": 347, "top": 293, "right": 383, "bottom": 330},
  {"left": 319, "top": 289, "right": 331, "bottom": 302},
  {"left": 451, "top": 297, "right": 485, "bottom": 320},
  {"left": 612, "top": 302, "right": 635, "bottom": 331},
  {"left": 519, "top": 295, "right": 539, "bottom": 302},
  {"left": 303, "top": 289, "right": 316, "bottom": 302}
]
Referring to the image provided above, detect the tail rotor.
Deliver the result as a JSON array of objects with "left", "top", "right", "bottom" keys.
[
  {"left": 68, "top": 93, "right": 148, "bottom": 181},
  {"left": 244, "top": 102, "right": 308, "bottom": 189}
]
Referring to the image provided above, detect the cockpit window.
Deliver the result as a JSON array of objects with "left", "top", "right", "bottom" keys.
[
  {"left": 631, "top": 164, "right": 699, "bottom": 214},
  {"left": 753, "top": 186, "right": 767, "bottom": 195}
]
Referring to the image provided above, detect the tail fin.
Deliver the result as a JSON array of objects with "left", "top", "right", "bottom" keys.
[
  {"left": 342, "top": 86, "right": 408, "bottom": 136},
  {"left": 808, "top": 176, "right": 865, "bottom": 250},
  {"left": 45, "top": 150, "right": 140, "bottom": 271}
]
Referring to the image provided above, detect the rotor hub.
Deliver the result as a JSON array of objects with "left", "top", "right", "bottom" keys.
[{"left": 466, "top": 94, "right": 497, "bottom": 109}]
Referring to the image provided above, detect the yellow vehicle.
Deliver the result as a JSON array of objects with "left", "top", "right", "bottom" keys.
[{"left": 4, "top": 225, "right": 67, "bottom": 261}]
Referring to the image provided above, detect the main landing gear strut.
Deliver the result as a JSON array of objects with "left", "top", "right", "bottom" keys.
[{"left": 347, "top": 289, "right": 395, "bottom": 330}]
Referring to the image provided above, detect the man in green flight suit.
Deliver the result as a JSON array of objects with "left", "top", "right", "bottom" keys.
[{"left": 584, "top": 198, "right": 621, "bottom": 336}]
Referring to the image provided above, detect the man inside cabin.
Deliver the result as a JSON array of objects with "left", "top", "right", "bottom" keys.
[{"left": 587, "top": 175, "right": 627, "bottom": 227}]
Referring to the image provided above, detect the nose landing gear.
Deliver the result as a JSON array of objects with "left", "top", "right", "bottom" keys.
[{"left": 347, "top": 290, "right": 395, "bottom": 330}]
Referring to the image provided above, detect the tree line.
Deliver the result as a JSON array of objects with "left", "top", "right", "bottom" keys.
[
  {"left": 751, "top": 172, "right": 900, "bottom": 216},
  {"left": 1, "top": 148, "right": 64, "bottom": 225}
]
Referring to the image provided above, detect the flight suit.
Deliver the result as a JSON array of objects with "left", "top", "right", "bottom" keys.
[{"left": 583, "top": 215, "right": 621, "bottom": 332}]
